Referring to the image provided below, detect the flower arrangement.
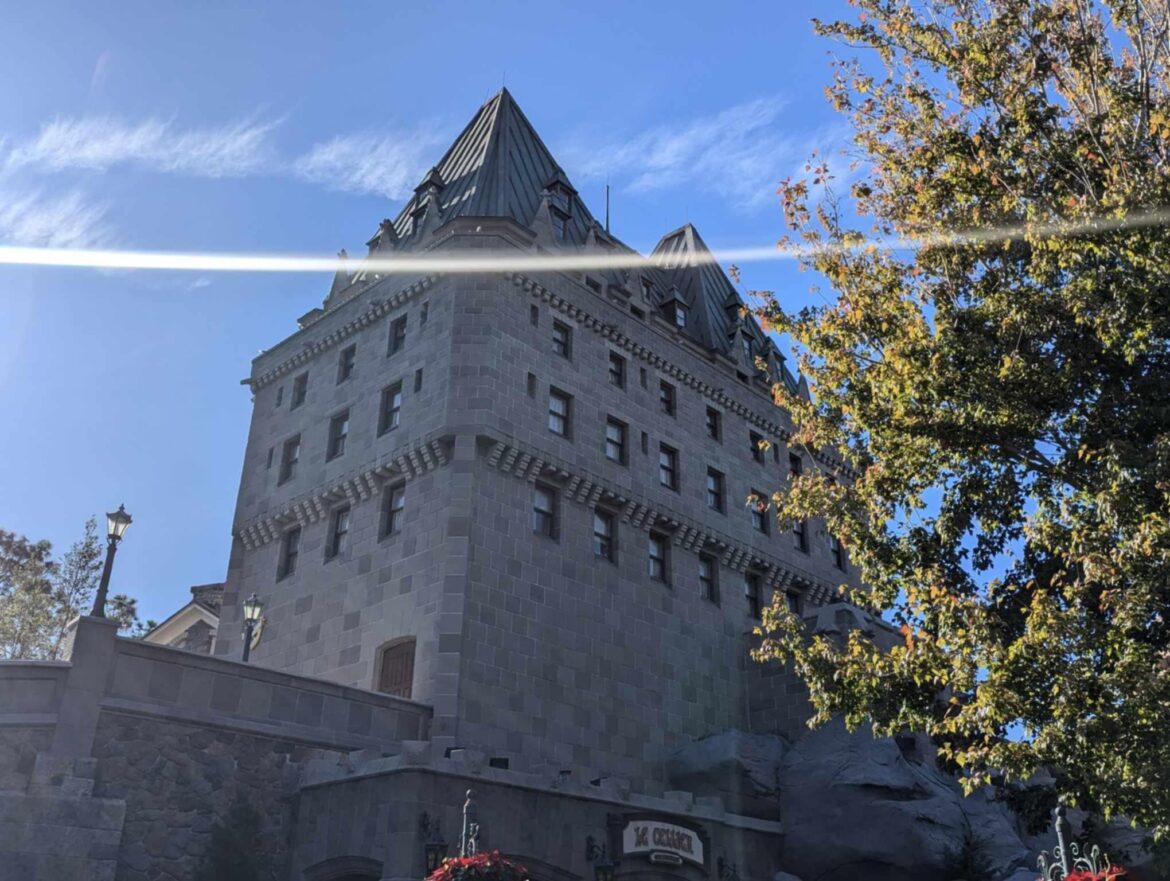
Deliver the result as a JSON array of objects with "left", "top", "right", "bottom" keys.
[
  {"left": 1062, "top": 867, "right": 1126, "bottom": 881},
  {"left": 427, "top": 850, "right": 529, "bottom": 881}
]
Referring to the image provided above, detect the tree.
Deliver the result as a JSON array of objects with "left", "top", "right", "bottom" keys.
[
  {"left": 752, "top": 0, "right": 1170, "bottom": 839},
  {"left": 0, "top": 519, "right": 144, "bottom": 659}
]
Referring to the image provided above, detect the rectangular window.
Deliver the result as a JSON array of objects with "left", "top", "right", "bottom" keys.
[
  {"left": 790, "top": 453, "right": 808, "bottom": 552},
  {"left": 659, "top": 444, "right": 679, "bottom": 491},
  {"left": 337, "top": 344, "right": 356, "bottom": 383},
  {"left": 327, "top": 410, "right": 349, "bottom": 461},
  {"left": 659, "top": 381, "right": 676, "bottom": 417},
  {"left": 414, "top": 368, "right": 423, "bottom": 393},
  {"left": 265, "top": 447, "right": 273, "bottom": 469},
  {"left": 674, "top": 304, "right": 687, "bottom": 328},
  {"left": 750, "top": 489, "right": 769, "bottom": 534},
  {"left": 530, "top": 304, "right": 539, "bottom": 326},
  {"left": 641, "top": 431, "right": 648, "bottom": 455},
  {"left": 381, "top": 483, "right": 405, "bottom": 538},
  {"left": 291, "top": 373, "right": 308, "bottom": 409},
  {"left": 706, "top": 407, "right": 721, "bottom": 441},
  {"left": 648, "top": 533, "right": 668, "bottom": 583},
  {"left": 527, "top": 372, "right": 536, "bottom": 397},
  {"left": 548, "top": 388, "right": 571, "bottom": 437},
  {"left": 326, "top": 506, "right": 350, "bottom": 560},
  {"left": 750, "top": 431, "right": 766, "bottom": 464},
  {"left": 639, "top": 367, "right": 648, "bottom": 388},
  {"left": 605, "top": 417, "right": 627, "bottom": 464},
  {"left": 533, "top": 484, "right": 557, "bottom": 537},
  {"left": 593, "top": 509, "right": 615, "bottom": 561},
  {"left": 608, "top": 352, "right": 626, "bottom": 388},
  {"left": 552, "top": 320, "right": 571, "bottom": 358},
  {"left": 378, "top": 382, "right": 402, "bottom": 435},
  {"left": 706, "top": 468, "right": 725, "bottom": 513},
  {"left": 278, "top": 526, "right": 301, "bottom": 580},
  {"left": 274, "top": 385, "right": 284, "bottom": 408},
  {"left": 388, "top": 315, "right": 407, "bottom": 355},
  {"left": 279, "top": 435, "right": 300, "bottom": 484},
  {"left": 420, "top": 301, "right": 429, "bottom": 326},
  {"left": 699, "top": 554, "right": 718, "bottom": 603},
  {"left": 786, "top": 591, "right": 802, "bottom": 614},
  {"left": 551, "top": 209, "right": 569, "bottom": 241},
  {"left": 831, "top": 533, "right": 846, "bottom": 570},
  {"left": 745, "top": 572, "right": 762, "bottom": 619}
]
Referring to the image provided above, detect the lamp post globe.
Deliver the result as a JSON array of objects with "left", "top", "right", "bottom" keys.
[
  {"left": 90, "top": 504, "right": 132, "bottom": 618},
  {"left": 241, "top": 593, "right": 264, "bottom": 662}
]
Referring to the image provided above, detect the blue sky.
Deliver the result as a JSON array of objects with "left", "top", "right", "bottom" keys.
[{"left": 0, "top": 0, "right": 854, "bottom": 624}]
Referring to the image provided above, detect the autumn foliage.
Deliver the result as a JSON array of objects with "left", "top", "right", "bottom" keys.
[{"left": 751, "top": 0, "right": 1170, "bottom": 839}]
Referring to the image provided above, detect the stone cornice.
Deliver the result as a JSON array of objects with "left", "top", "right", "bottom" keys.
[
  {"left": 509, "top": 272, "right": 854, "bottom": 478},
  {"left": 249, "top": 275, "right": 438, "bottom": 391},
  {"left": 482, "top": 434, "right": 840, "bottom": 606},
  {"left": 233, "top": 434, "right": 453, "bottom": 550}
]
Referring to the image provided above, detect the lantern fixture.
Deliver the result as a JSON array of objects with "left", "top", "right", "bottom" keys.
[
  {"left": 90, "top": 504, "right": 132, "bottom": 618},
  {"left": 241, "top": 593, "right": 264, "bottom": 663}
]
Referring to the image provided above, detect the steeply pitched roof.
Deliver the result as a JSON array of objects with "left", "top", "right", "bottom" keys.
[{"left": 390, "top": 88, "right": 598, "bottom": 244}]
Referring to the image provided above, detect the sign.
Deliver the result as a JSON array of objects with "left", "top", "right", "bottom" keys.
[{"left": 622, "top": 820, "right": 704, "bottom": 867}]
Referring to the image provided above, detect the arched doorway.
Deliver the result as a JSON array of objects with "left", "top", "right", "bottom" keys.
[{"left": 303, "top": 854, "right": 383, "bottom": 881}]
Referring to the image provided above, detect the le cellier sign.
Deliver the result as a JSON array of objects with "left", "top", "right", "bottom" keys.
[{"left": 621, "top": 819, "right": 705, "bottom": 867}]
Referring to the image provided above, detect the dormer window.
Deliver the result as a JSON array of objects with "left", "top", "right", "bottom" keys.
[
  {"left": 674, "top": 304, "right": 687, "bottom": 328},
  {"left": 742, "top": 337, "right": 754, "bottom": 364},
  {"left": 551, "top": 208, "right": 569, "bottom": 242},
  {"left": 411, "top": 206, "right": 426, "bottom": 235},
  {"left": 641, "top": 278, "right": 654, "bottom": 300}
]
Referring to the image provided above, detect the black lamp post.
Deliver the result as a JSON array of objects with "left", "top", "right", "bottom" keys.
[
  {"left": 419, "top": 812, "right": 448, "bottom": 875},
  {"left": 585, "top": 836, "right": 617, "bottom": 881},
  {"left": 90, "top": 505, "right": 132, "bottom": 618},
  {"left": 241, "top": 593, "right": 263, "bottom": 662}
]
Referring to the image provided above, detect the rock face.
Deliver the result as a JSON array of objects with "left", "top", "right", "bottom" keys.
[
  {"left": 776, "top": 719, "right": 1029, "bottom": 881},
  {"left": 666, "top": 730, "right": 788, "bottom": 820}
]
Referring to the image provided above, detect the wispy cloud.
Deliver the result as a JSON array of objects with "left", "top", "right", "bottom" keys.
[
  {"left": 0, "top": 187, "right": 111, "bottom": 248},
  {"left": 6, "top": 116, "right": 279, "bottom": 178},
  {"left": 561, "top": 96, "right": 850, "bottom": 210},
  {"left": 292, "top": 131, "right": 445, "bottom": 199}
]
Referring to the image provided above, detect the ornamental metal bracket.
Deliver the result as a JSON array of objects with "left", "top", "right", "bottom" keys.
[{"left": 1037, "top": 805, "right": 1115, "bottom": 880}]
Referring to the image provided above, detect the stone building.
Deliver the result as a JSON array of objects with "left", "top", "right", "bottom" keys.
[{"left": 4, "top": 90, "right": 1051, "bottom": 881}]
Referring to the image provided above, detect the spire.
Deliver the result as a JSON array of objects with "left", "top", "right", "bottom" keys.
[{"left": 391, "top": 89, "right": 596, "bottom": 241}]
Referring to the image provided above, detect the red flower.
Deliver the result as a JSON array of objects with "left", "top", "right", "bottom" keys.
[
  {"left": 427, "top": 850, "right": 529, "bottom": 881},
  {"left": 1063, "top": 866, "right": 1126, "bottom": 881}
]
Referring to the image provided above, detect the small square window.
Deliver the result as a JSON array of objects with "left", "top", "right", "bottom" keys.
[
  {"left": 326, "top": 506, "right": 350, "bottom": 560},
  {"left": 337, "top": 345, "right": 356, "bottom": 384},
  {"left": 533, "top": 484, "right": 557, "bottom": 537},
  {"left": 593, "top": 509, "right": 616, "bottom": 561},
  {"left": 379, "top": 383, "right": 403, "bottom": 435},
  {"left": 786, "top": 591, "right": 802, "bottom": 614},
  {"left": 381, "top": 484, "right": 405, "bottom": 538},
  {"left": 327, "top": 410, "right": 349, "bottom": 461},
  {"left": 279, "top": 435, "right": 300, "bottom": 484},
  {"left": 388, "top": 315, "right": 407, "bottom": 355},
  {"left": 548, "top": 388, "right": 571, "bottom": 437},
  {"left": 699, "top": 554, "right": 718, "bottom": 603},
  {"left": 648, "top": 533, "right": 668, "bottom": 583},
  {"left": 659, "top": 381, "right": 676, "bottom": 417},
  {"left": 705, "top": 407, "right": 721, "bottom": 442},
  {"left": 605, "top": 417, "right": 627, "bottom": 464},
  {"left": 291, "top": 373, "right": 308, "bottom": 409},
  {"left": 659, "top": 444, "right": 679, "bottom": 491},
  {"left": 608, "top": 352, "right": 626, "bottom": 388},
  {"left": 552, "top": 321, "right": 572, "bottom": 358},
  {"left": 706, "top": 468, "right": 725, "bottom": 513},
  {"left": 278, "top": 526, "right": 301, "bottom": 580},
  {"left": 745, "top": 572, "right": 763, "bottom": 619}
]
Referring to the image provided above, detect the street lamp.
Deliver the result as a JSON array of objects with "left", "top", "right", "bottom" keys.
[
  {"left": 419, "top": 812, "right": 448, "bottom": 875},
  {"left": 585, "top": 836, "right": 617, "bottom": 881},
  {"left": 241, "top": 593, "right": 264, "bottom": 662},
  {"left": 90, "top": 505, "right": 132, "bottom": 618}
]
